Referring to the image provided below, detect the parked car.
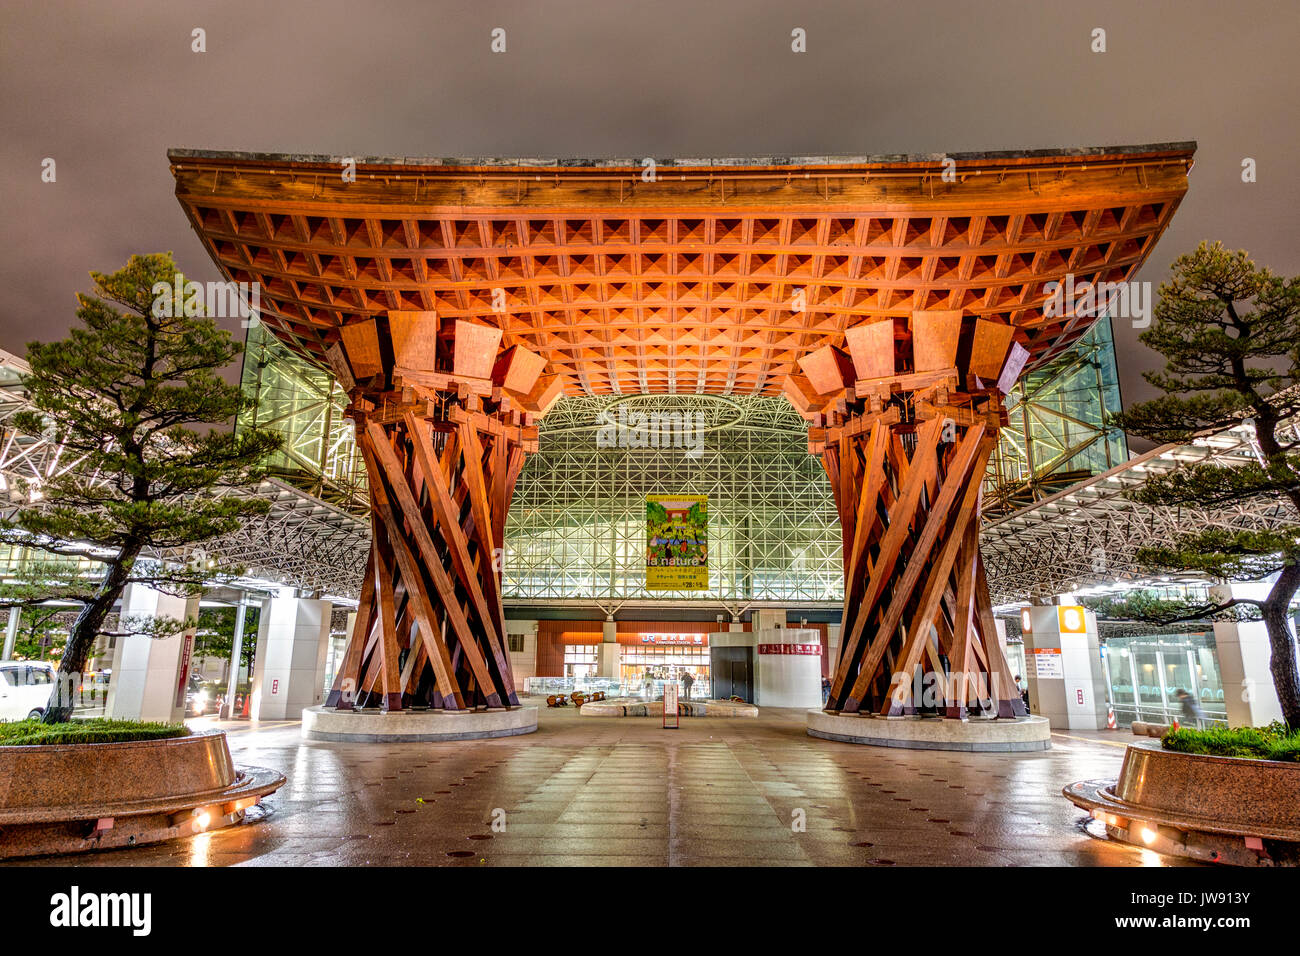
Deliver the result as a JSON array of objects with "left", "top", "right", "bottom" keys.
[
  {"left": 185, "top": 674, "right": 219, "bottom": 716},
  {"left": 0, "top": 661, "right": 57, "bottom": 721}
]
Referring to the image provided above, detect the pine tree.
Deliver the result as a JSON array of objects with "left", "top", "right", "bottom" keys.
[
  {"left": 1110, "top": 241, "right": 1300, "bottom": 730},
  {"left": 0, "top": 253, "right": 281, "bottom": 722}
]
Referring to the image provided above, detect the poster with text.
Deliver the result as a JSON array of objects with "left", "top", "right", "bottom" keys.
[{"left": 646, "top": 495, "right": 708, "bottom": 590}]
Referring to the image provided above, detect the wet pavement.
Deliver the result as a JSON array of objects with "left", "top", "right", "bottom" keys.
[{"left": 7, "top": 703, "right": 1200, "bottom": 867}]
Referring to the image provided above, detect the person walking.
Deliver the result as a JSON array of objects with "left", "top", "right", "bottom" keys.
[
  {"left": 682, "top": 669, "right": 695, "bottom": 700},
  {"left": 1175, "top": 688, "right": 1206, "bottom": 730},
  {"left": 821, "top": 675, "right": 832, "bottom": 706},
  {"left": 1015, "top": 675, "right": 1030, "bottom": 712}
]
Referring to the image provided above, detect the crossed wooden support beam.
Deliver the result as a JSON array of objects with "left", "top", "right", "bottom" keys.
[
  {"left": 787, "top": 310, "right": 1031, "bottom": 719},
  {"left": 322, "top": 311, "right": 562, "bottom": 712}
]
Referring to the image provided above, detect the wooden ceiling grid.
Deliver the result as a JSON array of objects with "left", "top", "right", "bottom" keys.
[{"left": 171, "top": 147, "right": 1192, "bottom": 398}]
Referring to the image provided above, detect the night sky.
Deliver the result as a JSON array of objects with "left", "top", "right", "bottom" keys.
[{"left": 3, "top": 0, "right": 1297, "bottom": 420}]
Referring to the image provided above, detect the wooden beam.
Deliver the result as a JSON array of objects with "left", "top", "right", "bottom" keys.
[
  {"left": 388, "top": 310, "right": 439, "bottom": 371},
  {"left": 844, "top": 319, "right": 895, "bottom": 380},
  {"left": 911, "top": 309, "right": 963, "bottom": 373},
  {"left": 454, "top": 320, "right": 503, "bottom": 379},
  {"left": 846, "top": 425, "right": 989, "bottom": 710},
  {"left": 340, "top": 320, "right": 383, "bottom": 378},
  {"left": 371, "top": 538, "right": 404, "bottom": 712},
  {"left": 356, "top": 429, "right": 467, "bottom": 711},
  {"left": 493, "top": 344, "right": 547, "bottom": 396},
  {"left": 830, "top": 416, "right": 944, "bottom": 708},
  {"left": 797, "top": 344, "right": 856, "bottom": 397},
  {"left": 324, "top": 554, "right": 375, "bottom": 709},
  {"left": 968, "top": 318, "right": 1015, "bottom": 380},
  {"left": 405, "top": 412, "right": 517, "bottom": 705},
  {"left": 364, "top": 421, "right": 502, "bottom": 708},
  {"left": 874, "top": 435, "right": 995, "bottom": 714}
]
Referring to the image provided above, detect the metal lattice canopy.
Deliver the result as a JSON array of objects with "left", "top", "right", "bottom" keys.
[
  {"left": 981, "top": 419, "right": 1300, "bottom": 607},
  {"left": 504, "top": 393, "right": 841, "bottom": 613}
]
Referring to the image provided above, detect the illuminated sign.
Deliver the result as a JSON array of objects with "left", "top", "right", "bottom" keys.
[
  {"left": 1058, "top": 605, "right": 1088, "bottom": 634},
  {"left": 640, "top": 633, "right": 705, "bottom": 645}
]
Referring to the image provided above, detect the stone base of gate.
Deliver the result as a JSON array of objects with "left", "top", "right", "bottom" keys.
[
  {"left": 301, "top": 705, "right": 538, "bottom": 742},
  {"left": 807, "top": 710, "right": 1051, "bottom": 752}
]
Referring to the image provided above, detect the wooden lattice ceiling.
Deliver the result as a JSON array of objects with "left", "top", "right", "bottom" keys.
[{"left": 170, "top": 144, "right": 1193, "bottom": 396}]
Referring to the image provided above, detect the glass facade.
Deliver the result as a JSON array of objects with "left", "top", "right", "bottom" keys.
[
  {"left": 562, "top": 644, "right": 598, "bottom": 677},
  {"left": 523, "top": 675, "right": 622, "bottom": 697},
  {"left": 237, "top": 323, "right": 368, "bottom": 514},
  {"left": 620, "top": 643, "right": 710, "bottom": 699},
  {"left": 504, "top": 394, "right": 841, "bottom": 603},
  {"left": 1102, "top": 632, "right": 1228, "bottom": 728},
  {"left": 984, "top": 319, "right": 1127, "bottom": 517}
]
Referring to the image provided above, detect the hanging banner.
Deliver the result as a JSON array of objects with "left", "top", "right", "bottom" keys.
[{"left": 646, "top": 495, "right": 708, "bottom": 590}]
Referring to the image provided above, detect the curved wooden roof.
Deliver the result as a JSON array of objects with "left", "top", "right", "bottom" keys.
[{"left": 169, "top": 144, "right": 1193, "bottom": 396}]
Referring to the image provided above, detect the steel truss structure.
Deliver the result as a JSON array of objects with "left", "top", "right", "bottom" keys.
[
  {"left": 239, "top": 323, "right": 369, "bottom": 514},
  {"left": 981, "top": 419, "right": 1300, "bottom": 606},
  {"left": 503, "top": 393, "right": 842, "bottom": 612},
  {"left": 152, "top": 480, "right": 369, "bottom": 597},
  {"left": 983, "top": 319, "right": 1126, "bottom": 518}
]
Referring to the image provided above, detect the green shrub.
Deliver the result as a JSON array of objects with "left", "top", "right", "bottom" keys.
[
  {"left": 0, "top": 717, "right": 190, "bottom": 746},
  {"left": 1264, "top": 736, "right": 1300, "bottom": 762},
  {"left": 1162, "top": 721, "right": 1300, "bottom": 762}
]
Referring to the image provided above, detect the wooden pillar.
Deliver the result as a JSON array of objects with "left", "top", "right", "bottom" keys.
[
  {"left": 789, "top": 312, "right": 1031, "bottom": 720},
  {"left": 322, "top": 312, "right": 560, "bottom": 712}
]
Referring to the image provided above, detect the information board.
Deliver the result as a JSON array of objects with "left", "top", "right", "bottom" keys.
[
  {"left": 1030, "top": 647, "right": 1064, "bottom": 679},
  {"left": 646, "top": 495, "right": 708, "bottom": 590},
  {"left": 662, "top": 681, "right": 679, "bottom": 729}
]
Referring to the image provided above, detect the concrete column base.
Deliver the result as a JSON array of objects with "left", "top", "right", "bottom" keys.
[{"left": 807, "top": 710, "right": 1052, "bottom": 752}]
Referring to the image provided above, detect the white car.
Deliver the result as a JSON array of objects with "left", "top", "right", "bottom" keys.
[{"left": 0, "top": 662, "right": 57, "bottom": 721}]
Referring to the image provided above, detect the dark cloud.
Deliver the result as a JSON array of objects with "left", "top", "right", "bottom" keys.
[{"left": 2, "top": 0, "right": 1297, "bottom": 416}]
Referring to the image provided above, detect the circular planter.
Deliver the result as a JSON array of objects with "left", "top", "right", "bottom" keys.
[
  {"left": 578, "top": 697, "right": 758, "bottom": 717},
  {"left": 301, "top": 704, "right": 538, "bottom": 741},
  {"left": 1064, "top": 739, "right": 1300, "bottom": 866},
  {"left": 0, "top": 731, "right": 284, "bottom": 860},
  {"left": 806, "top": 710, "right": 1051, "bottom": 752}
]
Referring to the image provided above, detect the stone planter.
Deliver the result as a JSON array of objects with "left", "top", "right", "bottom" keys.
[
  {"left": 0, "top": 731, "right": 284, "bottom": 859},
  {"left": 579, "top": 697, "right": 758, "bottom": 717},
  {"left": 1064, "top": 739, "right": 1300, "bottom": 866}
]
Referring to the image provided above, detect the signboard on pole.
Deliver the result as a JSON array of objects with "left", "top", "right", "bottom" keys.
[
  {"left": 662, "top": 680, "right": 679, "bottom": 729},
  {"left": 646, "top": 495, "right": 708, "bottom": 590},
  {"left": 174, "top": 632, "right": 195, "bottom": 709},
  {"left": 1030, "top": 647, "right": 1064, "bottom": 679}
]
